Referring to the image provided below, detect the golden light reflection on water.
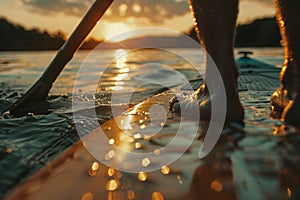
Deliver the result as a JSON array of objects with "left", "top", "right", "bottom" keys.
[
  {"left": 160, "top": 165, "right": 170, "bottom": 175},
  {"left": 119, "top": 68, "right": 129, "bottom": 73},
  {"left": 144, "top": 135, "right": 151, "bottom": 141},
  {"left": 107, "top": 168, "right": 115, "bottom": 177},
  {"left": 120, "top": 134, "right": 126, "bottom": 141},
  {"left": 120, "top": 116, "right": 133, "bottom": 130},
  {"left": 105, "top": 179, "right": 119, "bottom": 191},
  {"left": 127, "top": 190, "right": 135, "bottom": 199},
  {"left": 135, "top": 142, "right": 142, "bottom": 149},
  {"left": 88, "top": 162, "right": 99, "bottom": 177},
  {"left": 108, "top": 139, "right": 115, "bottom": 145},
  {"left": 110, "top": 86, "right": 124, "bottom": 91},
  {"left": 176, "top": 175, "right": 183, "bottom": 184},
  {"left": 91, "top": 162, "right": 99, "bottom": 171},
  {"left": 114, "top": 74, "right": 128, "bottom": 81},
  {"left": 97, "top": 49, "right": 129, "bottom": 91},
  {"left": 138, "top": 171, "right": 148, "bottom": 181},
  {"left": 115, "top": 171, "right": 123, "bottom": 179},
  {"left": 154, "top": 149, "right": 161, "bottom": 155},
  {"left": 128, "top": 136, "right": 135, "bottom": 143},
  {"left": 152, "top": 192, "right": 164, "bottom": 200},
  {"left": 114, "top": 49, "right": 127, "bottom": 69},
  {"left": 81, "top": 192, "right": 94, "bottom": 200},
  {"left": 105, "top": 150, "right": 115, "bottom": 161},
  {"left": 142, "top": 158, "right": 151, "bottom": 167},
  {"left": 140, "top": 124, "right": 147, "bottom": 129},
  {"left": 133, "top": 133, "right": 142, "bottom": 139}
]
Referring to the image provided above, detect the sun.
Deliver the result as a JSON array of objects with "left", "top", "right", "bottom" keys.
[{"left": 103, "top": 22, "right": 134, "bottom": 42}]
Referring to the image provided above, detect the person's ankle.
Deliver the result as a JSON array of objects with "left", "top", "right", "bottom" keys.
[
  {"left": 281, "top": 59, "right": 298, "bottom": 93},
  {"left": 281, "top": 93, "right": 300, "bottom": 127}
]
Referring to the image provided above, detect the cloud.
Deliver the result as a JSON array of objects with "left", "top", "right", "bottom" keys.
[
  {"left": 107, "top": 0, "right": 190, "bottom": 23},
  {"left": 20, "top": 0, "right": 190, "bottom": 23},
  {"left": 20, "top": 0, "right": 94, "bottom": 16},
  {"left": 20, "top": 0, "right": 275, "bottom": 24}
]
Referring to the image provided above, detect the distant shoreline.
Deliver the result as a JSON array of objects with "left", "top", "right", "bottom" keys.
[{"left": 0, "top": 17, "right": 281, "bottom": 51}]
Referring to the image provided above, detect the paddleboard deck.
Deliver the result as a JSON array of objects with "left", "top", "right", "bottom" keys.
[{"left": 4, "top": 56, "right": 300, "bottom": 200}]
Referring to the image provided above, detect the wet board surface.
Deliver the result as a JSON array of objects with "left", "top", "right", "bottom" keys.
[{"left": 4, "top": 57, "right": 300, "bottom": 200}]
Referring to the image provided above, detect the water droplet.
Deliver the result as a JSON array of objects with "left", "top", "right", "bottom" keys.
[
  {"left": 210, "top": 179, "right": 223, "bottom": 192},
  {"left": 108, "top": 168, "right": 115, "bottom": 177},
  {"left": 133, "top": 133, "right": 142, "bottom": 139},
  {"left": 127, "top": 190, "right": 135, "bottom": 199},
  {"left": 160, "top": 166, "right": 170, "bottom": 175},
  {"left": 6, "top": 148, "right": 12, "bottom": 154},
  {"left": 116, "top": 171, "right": 122, "bottom": 179},
  {"left": 26, "top": 112, "right": 35, "bottom": 117},
  {"left": 120, "top": 134, "right": 126, "bottom": 141},
  {"left": 139, "top": 119, "right": 144, "bottom": 124},
  {"left": 88, "top": 169, "right": 96, "bottom": 177},
  {"left": 105, "top": 180, "right": 119, "bottom": 191},
  {"left": 91, "top": 162, "right": 99, "bottom": 171},
  {"left": 154, "top": 149, "right": 160, "bottom": 155},
  {"left": 107, "top": 127, "right": 112, "bottom": 131},
  {"left": 109, "top": 139, "right": 115, "bottom": 145},
  {"left": 138, "top": 171, "right": 148, "bottom": 181},
  {"left": 152, "top": 192, "right": 164, "bottom": 200},
  {"left": 176, "top": 175, "right": 183, "bottom": 184},
  {"left": 105, "top": 150, "right": 115, "bottom": 160},
  {"left": 128, "top": 136, "right": 135, "bottom": 143},
  {"left": 144, "top": 135, "right": 151, "bottom": 141},
  {"left": 2, "top": 111, "right": 11, "bottom": 119},
  {"left": 135, "top": 142, "right": 142, "bottom": 149},
  {"left": 140, "top": 124, "right": 147, "bottom": 129},
  {"left": 142, "top": 158, "right": 150, "bottom": 167},
  {"left": 287, "top": 187, "right": 292, "bottom": 197},
  {"left": 81, "top": 192, "right": 94, "bottom": 200},
  {"left": 88, "top": 162, "right": 99, "bottom": 176}
]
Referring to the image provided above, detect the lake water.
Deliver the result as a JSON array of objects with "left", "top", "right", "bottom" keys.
[{"left": 0, "top": 47, "right": 284, "bottom": 197}]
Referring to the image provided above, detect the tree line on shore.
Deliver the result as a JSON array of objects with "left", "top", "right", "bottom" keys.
[{"left": 0, "top": 17, "right": 281, "bottom": 51}]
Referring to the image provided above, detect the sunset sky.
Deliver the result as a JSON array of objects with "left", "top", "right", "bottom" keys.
[{"left": 0, "top": 0, "right": 275, "bottom": 41}]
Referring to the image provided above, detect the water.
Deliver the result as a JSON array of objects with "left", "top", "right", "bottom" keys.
[{"left": 0, "top": 47, "right": 284, "bottom": 197}]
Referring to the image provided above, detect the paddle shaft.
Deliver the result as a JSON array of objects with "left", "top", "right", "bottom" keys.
[
  {"left": 4, "top": 0, "right": 113, "bottom": 115},
  {"left": 41, "top": 0, "right": 114, "bottom": 85}
]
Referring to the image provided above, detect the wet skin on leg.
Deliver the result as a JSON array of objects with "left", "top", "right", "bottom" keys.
[
  {"left": 170, "top": 0, "right": 244, "bottom": 123},
  {"left": 273, "top": 0, "right": 300, "bottom": 127}
]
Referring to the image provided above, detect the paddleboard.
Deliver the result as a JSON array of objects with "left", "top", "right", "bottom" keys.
[{"left": 5, "top": 52, "right": 298, "bottom": 200}]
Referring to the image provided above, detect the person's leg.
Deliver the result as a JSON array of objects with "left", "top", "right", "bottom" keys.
[
  {"left": 273, "top": 0, "right": 300, "bottom": 126},
  {"left": 171, "top": 0, "right": 243, "bottom": 123}
]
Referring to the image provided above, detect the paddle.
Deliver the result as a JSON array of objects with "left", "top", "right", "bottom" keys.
[{"left": 3, "top": 0, "right": 114, "bottom": 116}]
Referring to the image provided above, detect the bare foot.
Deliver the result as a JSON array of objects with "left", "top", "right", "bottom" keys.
[
  {"left": 169, "top": 83, "right": 244, "bottom": 124},
  {"left": 270, "top": 60, "right": 298, "bottom": 119},
  {"left": 270, "top": 87, "right": 291, "bottom": 119}
]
